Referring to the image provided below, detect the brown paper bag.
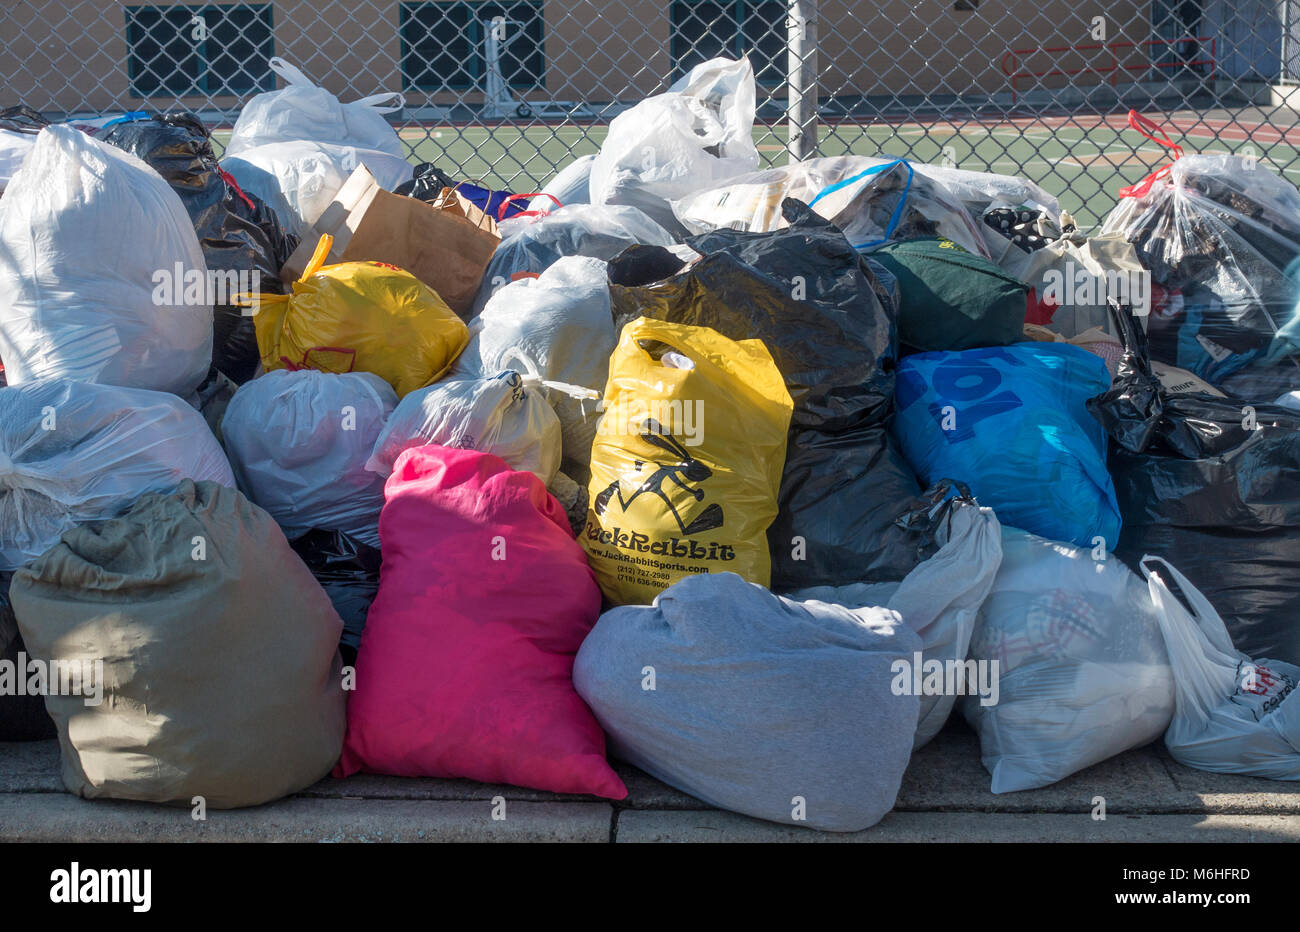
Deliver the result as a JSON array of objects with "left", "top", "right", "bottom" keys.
[{"left": 281, "top": 166, "right": 500, "bottom": 318}]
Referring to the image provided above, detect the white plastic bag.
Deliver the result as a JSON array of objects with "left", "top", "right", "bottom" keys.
[
  {"left": 366, "top": 370, "right": 562, "bottom": 484},
  {"left": 962, "top": 528, "right": 1176, "bottom": 793},
  {"left": 1142, "top": 556, "right": 1300, "bottom": 780},
  {"left": 453, "top": 257, "right": 612, "bottom": 468},
  {"left": 221, "top": 139, "right": 414, "bottom": 239},
  {"left": 0, "top": 129, "right": 36, "bottom": 192},
  {"left": 0, "top": 126, "right": 213, "bottom": 396},
  {"left": 222, "top": 369, "right": 396, "bottom": 547},
  {"left": 788, "top": 492, "right": 1002, "bottom": 749},
  {"left": 590, "top": 56, "right": 758, "bottom": 236},
  {"left": 672, "top": 155, "right": 990, "bottom": 256},
  {"left": 531, "top": 153, "right": 596, "bottom": 211},
  {"left": 0, "top": 380, "right": 235, "bottom": 571},
  {"left": 225, "top": 58, "right": 405, "bottom": 158}
]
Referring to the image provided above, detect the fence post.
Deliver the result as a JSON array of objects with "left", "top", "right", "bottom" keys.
[{"left": 787, "top": 0, "right": 819, "bottom": 161}]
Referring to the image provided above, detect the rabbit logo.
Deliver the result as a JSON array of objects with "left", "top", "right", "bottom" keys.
[{"left": 593, "top": 418, "right": 724, "bottom": 536}]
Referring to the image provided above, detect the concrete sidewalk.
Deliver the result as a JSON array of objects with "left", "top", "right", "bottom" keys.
[{"left": 3, "top": 720, "right": 1298, "bottom": 842}]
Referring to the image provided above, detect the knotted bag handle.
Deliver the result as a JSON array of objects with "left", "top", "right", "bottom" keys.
[{"left": 1118, "top": 110, "right": 1185, "bottom": 199}]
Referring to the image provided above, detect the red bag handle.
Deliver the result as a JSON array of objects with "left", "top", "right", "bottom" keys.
[
  {"left": 497, "top": 192, "right": 561, "bottom": 220},
  {"left": 1118, "top": 110, "right": 1186, "bottom": 199},
  {"left": 280, "top": 347, "right": 357, "bottom": 373},
  {"left": 219, "top": 168, "right": 257, "bottom": 212}
]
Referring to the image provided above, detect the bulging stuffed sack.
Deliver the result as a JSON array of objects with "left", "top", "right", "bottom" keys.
[
  {"left": 584, "top": 318, "right": 793, "bottom": 605},
  {"left": 1143, "top": 556, "right": 1300, "bottom": 781},
  {"left": 252, "top": 235, "right": 469, "bottom": 397},
  {"left": 453, "top": 256, "right": 614, "bottom": 471},
  {"left": 893, "top": 342, "right": 1122, "bottom": 549},
  {"left": 9, "top": 480, "right": 347, "bottom": 808},
  {"left": 574, "top": 572, "right": 921, "bottom": 831},
  {"left": 337, "top": 445, "right": 626, "bottom": 799},
  {"left": 222, "top": 368, "right": 397, "bottom": 547},
  {"left": 963, "top": 528, "right": 1175, "bottom": 793},
  {"left": 366, "top": 370, "right": 561, "bottom": 485},
  {"left": 0, "top": 379, "right": 235, "bottom": 571},
  {"left": 0, "top": 125, "right": 213, "bottom": 396}
]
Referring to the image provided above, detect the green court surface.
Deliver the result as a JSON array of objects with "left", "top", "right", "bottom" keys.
[{"left": 214, "top": 105, "right": 1300, "bottom": 227}]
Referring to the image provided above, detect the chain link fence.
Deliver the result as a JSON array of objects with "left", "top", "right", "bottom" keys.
[{"left": 3, "top": 0, "right": 1299, "bottom": 224}]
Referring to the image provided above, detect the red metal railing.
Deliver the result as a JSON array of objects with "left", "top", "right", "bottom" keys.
[{"left": 1001, "top": 36, "right": 1217, "bottom": 104}]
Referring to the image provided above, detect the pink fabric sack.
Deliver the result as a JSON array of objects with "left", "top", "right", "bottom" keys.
[{"left": 336, "top": 444, "right": 626, "bottom": 799}]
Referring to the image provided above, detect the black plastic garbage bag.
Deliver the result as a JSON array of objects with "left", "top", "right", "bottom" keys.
[
  {"left": 289, "top": 529, "right": 381, "bottom": 667},
  {"left": 1089, "top": 304, "right": 1300, "bottom": 663},
  {"left": 609, "top": 199, "right": 923, "bottom": 589},
  {"left": 0, "top": 572, "right": 57, "bottom": 741},
  {"left": 606, "top": 244, "right": 687, "bottom": 287},
  {"left": 102, "top": 113, "right": 297, "bottom": 383}
]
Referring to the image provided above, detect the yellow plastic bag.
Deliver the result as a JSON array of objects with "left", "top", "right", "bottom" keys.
[
  {"left": 251, "top": 235, "right": 469, "bottom": 397},
  {"left": 584, "top": 317, "right": 793, "bottom": 605}
]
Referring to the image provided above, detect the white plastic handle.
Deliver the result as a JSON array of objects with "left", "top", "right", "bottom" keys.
[
  {"left": 268, "top": 57, "right": 313, "bottom": 88},
  {"left": 355, "top": 91, "right": 406, "bottom": 113},
  {"left": 1139, "top": 555, "right": 1239, "bottom": 658}
]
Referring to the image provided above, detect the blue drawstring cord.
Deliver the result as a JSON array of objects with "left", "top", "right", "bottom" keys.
[{"left": 808, "top": 158, "right": 914, "bottom": 251}]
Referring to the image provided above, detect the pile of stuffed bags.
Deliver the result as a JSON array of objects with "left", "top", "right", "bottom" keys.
[{"left": 1, "top": 58, "right": 1299, "bottom": 833}]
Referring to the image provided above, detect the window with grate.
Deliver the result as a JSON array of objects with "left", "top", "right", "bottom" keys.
[
  {"left": 126, "top": 3, "right": 275, "bottom": 98},
  {"left": 400, "top": 1, "right": 546, "bottom": 91},
  {"left": 670, "top": 0, "right": 787, "bottom": 86}
]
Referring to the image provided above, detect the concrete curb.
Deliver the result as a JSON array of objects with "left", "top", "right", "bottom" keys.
[
  {"left": 614, "top": 810, "right": 1300, "bottom": 843},
  {"left": 0, "top": 794, "right": 613, "bottom": 843}
]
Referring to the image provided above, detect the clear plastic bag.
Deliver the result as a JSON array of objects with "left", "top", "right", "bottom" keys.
[
  {"left": 473, "top": 203, "right": 673, "bottom": 315},
  {"left": 0, "top": 126, "right": 213, "bottom": 396},
  {"left": 1101, "top": 152, "right": 1300, "bottom": 392},
  {"left": 673, "top": 155, "right": 991, "bottom": 257},
  {"left": 225, "top": 57, "right": 405, "bottom": 158},
  {"left": 366, "top": 370, "right": 562, "bottom": 485},
  {"left": 912, "top": 164, "right": 1062, "bottom": 274},
  {"left": 0, "top": 379, "right": 235, "bottom": 570},
  {"left": 222, "top": 369, "right": 396, "bottom": 547},
  {"left": 590, "top": 56, "right": 759, "bottom": 236}
]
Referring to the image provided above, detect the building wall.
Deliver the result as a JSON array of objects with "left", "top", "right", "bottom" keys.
[{"left": 3, "top": 0, "right": 1153, "bottom": 113}]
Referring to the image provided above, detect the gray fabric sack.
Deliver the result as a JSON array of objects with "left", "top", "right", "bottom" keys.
[{"left": 573, "top": 571, "right": 920, "bottom": 832}]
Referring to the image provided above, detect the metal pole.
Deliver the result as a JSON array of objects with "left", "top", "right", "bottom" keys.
[{"left": 787, "top": 0, "right": 819, "bottom": 162}]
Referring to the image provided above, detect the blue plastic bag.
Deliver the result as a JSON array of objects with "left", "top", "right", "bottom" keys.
[{"left": 892, "top": 342, "right": 1121, "bottom": 549}]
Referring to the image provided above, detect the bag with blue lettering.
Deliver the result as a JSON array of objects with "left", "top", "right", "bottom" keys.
[{"left": 892, "top": 342, "right": 1122, "bottom": 549}]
